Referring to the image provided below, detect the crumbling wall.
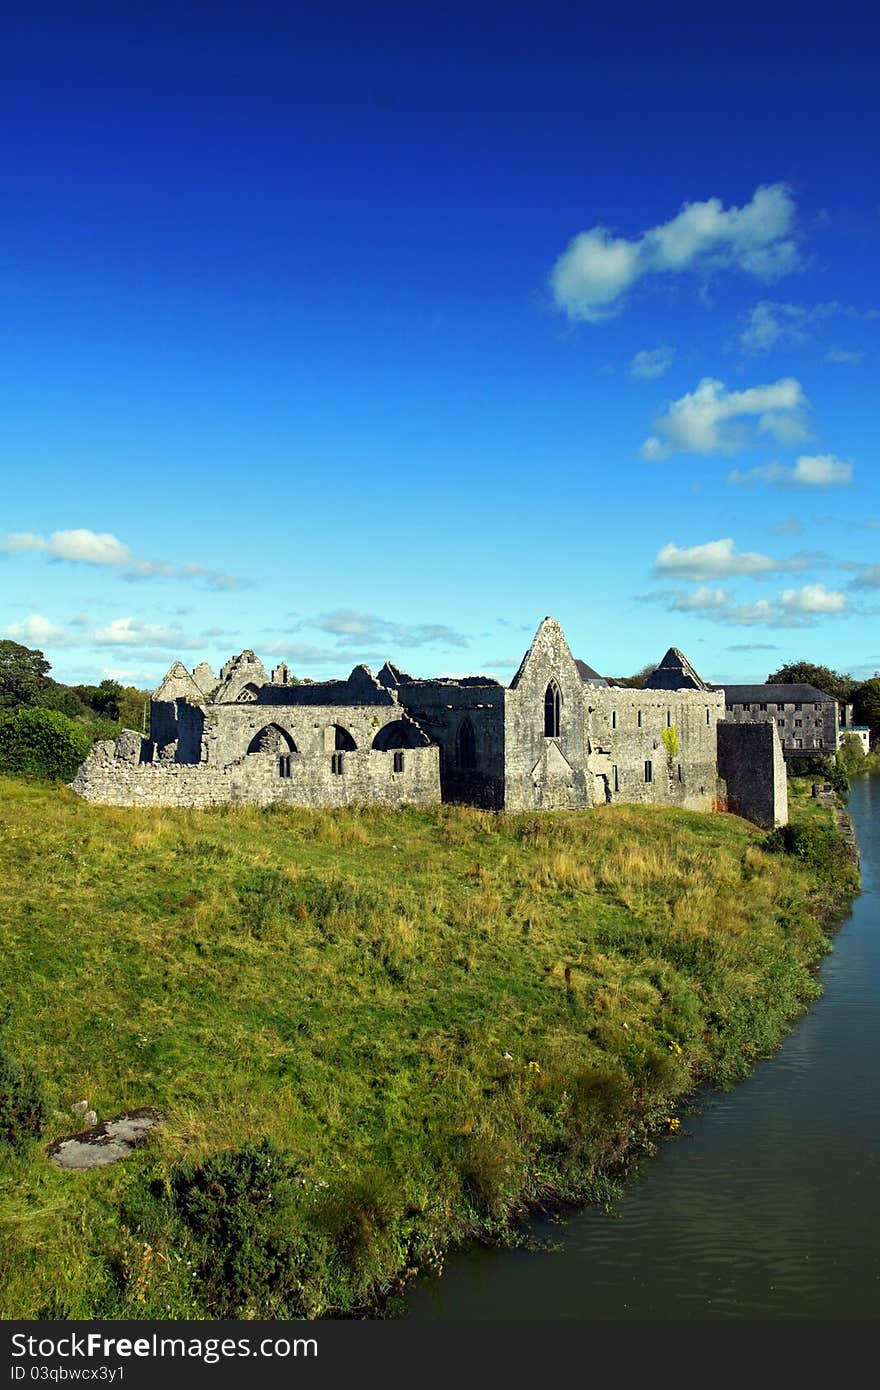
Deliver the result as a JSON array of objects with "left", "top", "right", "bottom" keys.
[
  {"left": 396, "top": 682, "right": 505, "bottom": 809},
  {"left": 71, "top": 734, "right": 440, "bottom": 809}
]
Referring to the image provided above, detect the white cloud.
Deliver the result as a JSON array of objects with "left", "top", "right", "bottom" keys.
[
  {"left": 306, "top": 610, "right": 470, "bottom": 648},
  {"left": 91, "top": 618, "right": 205, "bottom": 650},
  {"left": 1, "top": 529, "right": 132, "bottom": 565},
  {"left": 849, "top": 566, "right": 880, "bottom": 591},
  {"left": 825, "top": 346, "right": 863, "bottom": 364},
  {"left": 728, "top": 453, "right": 853, "bottom": 489},
  {"left": 669, "top": 586, "right": 731, "bottom": 611},
  {"left": 738, "top": 299, "right": 877, "bottom": 354},
  {"left": 778, "top": 584, "right": 847, "bottom": 615},
  {"left": 654, "top": 537, "right": 813, "bottom": 581},
  {"left": 4, "top": 614, "right": 76, "bottom": 647},
  {"left": 630, "top": 345, "right": 675, "bottom": 379},
  {"left": 0, "top": 527, "right": 249, "bottom": 590},
  {"left": 641, "top": 376, "right": 808, "bottom": 459},
  {"left": 551, "top": 183, "right": 800, "bottom": 323}
]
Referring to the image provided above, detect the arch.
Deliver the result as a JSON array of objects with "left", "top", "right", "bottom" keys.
[
  {"left": 372, "top": 719, "right": 423, "bottom": 751},
  {"left": 247, "top": 723, "right": 297, "bottom": 755},
  {"left": 456, "top": 716, "right": 477, "bottom": 770},
  {"left": 331, "top": 724, "right": 357, "bottom": 751},
  {"left": 544, "top": 680, "right": 561, "bottom": 738},
  {"left": 237, "top": 683, "right": 260, "bottom": 703}
]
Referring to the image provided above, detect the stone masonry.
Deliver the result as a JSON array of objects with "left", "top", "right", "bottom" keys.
[{"left": 71, "top": 617, "right": 787, "bottom": 827}]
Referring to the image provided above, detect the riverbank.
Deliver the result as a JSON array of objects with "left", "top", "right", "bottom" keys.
[{"left": 0, "top": 777, "right": 858, "bottom": 1318}]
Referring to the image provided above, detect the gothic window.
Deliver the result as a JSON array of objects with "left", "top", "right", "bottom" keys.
[
  {"left": 331, "top": 752, "right": 344, "bottom": 774},
  {"left": 393, "top": 750, "right": 404, "bottom": 774},
  {"left": 237, "top": 684, "right": 259, "bottom": 702},
  {"left": 457, "top": 717, "right": 477, "bottom": 770},
  {"left": 544, "top": 681, "right": 561, "bottom": 738},
  {"left": 248, "top": 724, "right": 297, "bottom": 755},
  {"left": 278, "top": 755, "right": 291, "bottom": 778},
  {"left": 332, "top": 725, "right": 356, "bottom": 751}
]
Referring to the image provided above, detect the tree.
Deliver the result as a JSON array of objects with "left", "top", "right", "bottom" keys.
[
  {"left": 839, "top": 731, "right": 867, "bottom": 775},
  {"left": 0, "top": 640, "right": 52, "bottom": 709},
  {"left": 610, "top": 663, "right": 657, "bottom": 689},
  {"left": 0, "top": 707, "right": 92, "bottom": 780},
  {"left": 852, "top": 679, "right": 880, "bottom": 740},
  {"left": 765, "top": 661, "right": 855, "bottom": 702}
]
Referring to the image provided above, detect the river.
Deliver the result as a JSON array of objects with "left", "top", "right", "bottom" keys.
[{"left": 406, "top": 774, "right": 880, "bottom": 1320}]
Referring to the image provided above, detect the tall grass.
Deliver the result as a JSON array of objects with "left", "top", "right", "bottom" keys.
[{"left": 0, "top": 777, "right": 856, "bottom": 1317}]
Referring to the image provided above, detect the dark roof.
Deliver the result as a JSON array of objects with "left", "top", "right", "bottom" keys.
[
  {"left": 644, "top": 647, "right": 706, "bottom": 692},
  {"left": 574, "top": 658, "right": 609, "bottom": 688},
  {"left": 721, "top": 683, "right": 835, "bottom": 704}
]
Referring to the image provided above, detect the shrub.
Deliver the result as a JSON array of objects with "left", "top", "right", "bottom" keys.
[
  {"left": 0, "top": 707, "right": 91, "bottom": 781},
  {"left": 170, "top": 1139, "right": 306, "bottom": 1316},
  {"left": 762, "top": 822, "right": 854, "bottom": 884},
  {"left": 0, "top": 1042, "right": 48, "bottom": 1147}
]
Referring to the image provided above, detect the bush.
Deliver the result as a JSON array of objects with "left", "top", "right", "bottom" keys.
[
  {"left": 0, "top": 1043, "right": 48, "bottom": 1148},
  {"left": 762, "top": 822, "right": 854, "bottom": 884},
  {"left": 170, "top": 1139, "right": 307, "bottom": 1316},
  {"left": 0, "top": 707, "right": 91, "bottom": 781}
]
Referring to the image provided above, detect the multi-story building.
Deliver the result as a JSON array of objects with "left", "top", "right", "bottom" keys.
[{"left": 721, "top": 683, "right": 839, "bottom": 758}]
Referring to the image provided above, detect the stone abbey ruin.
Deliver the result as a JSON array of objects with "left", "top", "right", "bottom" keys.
[{"left": 72, "top": 617, "right": 788, "bottom": 828}]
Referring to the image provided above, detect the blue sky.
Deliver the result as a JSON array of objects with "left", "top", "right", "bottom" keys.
[{"left": 2, "top": 1, "right": 878, "bottom": 691}]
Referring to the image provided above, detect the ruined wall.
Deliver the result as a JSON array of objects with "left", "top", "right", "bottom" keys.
[
  {"left": 71, "top": 735, "right": 440, "bottom": 809},
  {"left": 503, "top": 619, "right": 589, "bottom": 811},
  {"left": 201, "top": 702, "right": 421, "bottom": 768},
  {"left": 717, "top": 721, "right": 788, "bottom": 828},
  {"left": 588, "top": 688, "right": 723, "bottom": 813},
  {"left": 395, "top": 683, "right": 506, "bottom": 809}
]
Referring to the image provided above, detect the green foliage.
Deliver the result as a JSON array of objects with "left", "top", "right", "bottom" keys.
[
  {"left": 765, "top": 660, "right": 855, "bottom": 703},
  {"left": 762, "top": 820, "right": 857, "bottom": 887},
  {"left": 0, "top": 781, "right": 858, "bottom": 1318},
  {"left": 661, "top": 725, "right": 680, "bottom": 765},
  {"left": 170, "top": 1139, "right": 307, "bottom": 1316},
  {"left": 0, "top": 640, "right": 52, "bottom": 710},
  {"left": 0, "top": 1030, "right": 48, "bottom": 1148},
  {"left": 0, "top": 707, "right": 91, "bottom": 780},
  {"left": 852, "top": 679, "right": 880, "bottom": 740},
  {"left": 839, "top": 731, "right": 867, "bottom": 775}
]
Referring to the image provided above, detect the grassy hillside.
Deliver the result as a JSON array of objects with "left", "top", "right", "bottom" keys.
[{"left": 0, "top": 777, "right": 857, "bottom": 1318}]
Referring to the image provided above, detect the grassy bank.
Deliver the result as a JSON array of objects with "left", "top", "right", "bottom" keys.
[{"left": 0, "top": 777, "right": 858, "bottom": 1318}]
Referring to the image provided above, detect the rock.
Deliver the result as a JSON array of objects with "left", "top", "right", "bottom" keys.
[
  {"left": 83, "top": 1110, "right": 98, "bottom": 1128},
  {"left": 47, "top": 1108, "right": 163, "bottom": 1171},
  {"left": 72, "top": 1100, "right": 89, "bottom": 1117}
]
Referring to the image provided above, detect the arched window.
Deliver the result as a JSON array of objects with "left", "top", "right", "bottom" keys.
[
  {"left": 247, "top": 724, "right": 297, "bottom": 755},
  {"left": 544, "top": 681, "right": 561, "bottom": 738},
  {"left": 372, "top": 720, "right": 422, "bottom": 751},
  {"left": 457, "top": 716, "right": 477, "bottom": 770},
  {"left": 331, "top": 724, "right": 357, "bottom": 751}
]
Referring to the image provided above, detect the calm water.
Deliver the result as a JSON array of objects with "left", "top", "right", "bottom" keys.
[{"left": 407, "top": 775, "right": 880, "bottom": 1320}]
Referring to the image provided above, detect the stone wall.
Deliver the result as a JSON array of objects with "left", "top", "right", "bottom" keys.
[
  {"left": 395, "top": 682, "right": 506, "bottom": 809},
  {"left": 71, "top": 736, "right": 440, "bottom": 809},
  {"left": 717, "top": 721, "right": 788, "bottom": 828},
  {"left": 587, "top": 688, "right": 723, "bottom": 813},
  {"left": 503, "top": 618, "right": 589, "bottom": 811}
]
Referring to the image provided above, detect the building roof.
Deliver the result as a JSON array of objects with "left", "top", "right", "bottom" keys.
[
  {"left": 574, "top": 658, "right": 609, "bottom": 688},
  {"left": 644, "top": 647, "right": 706, "bottom": 691},
  {"left": 721, "top": 683, "right": 835, "bottom": 704}
]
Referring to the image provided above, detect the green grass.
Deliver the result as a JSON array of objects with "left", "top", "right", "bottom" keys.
[{"left": 0, "top": 776, "right": 858, "bottom": 1318}]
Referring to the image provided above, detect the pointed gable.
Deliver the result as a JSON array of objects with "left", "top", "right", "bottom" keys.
[
  {"left": 152, "top": 661, "right": 207, "bottom": 704},
  {"left": 509, "top": 617, "right": 579, "bottom": 690},
  {"left": 644, "top": 647, "right": 707, "bottom": 691}
]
